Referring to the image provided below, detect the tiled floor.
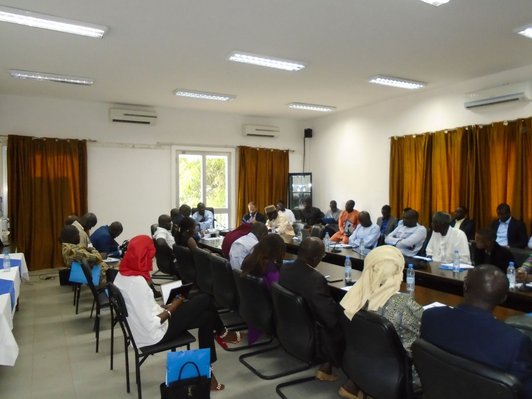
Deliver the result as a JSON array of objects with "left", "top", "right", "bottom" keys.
[{"left": 0, "top": 269, "right": 345, "bottom": 399}]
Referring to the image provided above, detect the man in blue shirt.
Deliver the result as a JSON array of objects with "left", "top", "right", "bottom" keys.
[
  {"left": 90, "top": 221, "right": 123, "bottom": 258},
  {"left": 421, "top": 264, "right": 532, "bottom": 397},
  {"left": 192, "top": 202, "right": 214, "bottom": 231}
]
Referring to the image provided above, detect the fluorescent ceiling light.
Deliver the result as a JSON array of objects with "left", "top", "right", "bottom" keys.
[
  {"left": 9, "top": 69, "right": 94, "bottom": 85},
  {"left": 174, "top": 89, "right": 236, "bottom": 102},
  {"left": 369, "top": 75, "right": 426, "bottom": 90},
  {"left": 288, "top": 102, "right": 336, "bottom": 112},
  {"left": 228, "top": 51, "right": 305, "bottom": 71},
  {"left": 418, "top": 0, "right": 450, "bottom": 6},
  {"left": 516, "top": 24, "right": 532, "bottom": 39},
  {"left": 0, "top": 5, "right": 107, "bottom": 38}
]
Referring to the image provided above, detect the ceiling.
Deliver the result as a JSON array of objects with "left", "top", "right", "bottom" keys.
[{"left": 1, "top": 0, "right": 532, "bottom": 119}]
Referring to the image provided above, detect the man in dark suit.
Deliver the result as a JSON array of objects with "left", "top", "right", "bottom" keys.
[
  {"left": 450, "top": 205, "right": 475, "bottom": 240},
  {"left": 241, "top": 201, "right": 266, "bottom": 224},
  {"left": 300, "top": 197, "right": 324, "bottom": 227},
  {"left": 491, "top": 203, "right": 528, "bottom": 248},
  {"left": 474, "top": 228, "right": 515, "bottom": 272},
  {"left": 376, "top": 204, "right": 398, "bottom": 245},
  {"left": 280, "top": 237, "right": 344, "bottom": 381},
  {"left": 421, "top": 265, "right": 532, "bottom": 397}
]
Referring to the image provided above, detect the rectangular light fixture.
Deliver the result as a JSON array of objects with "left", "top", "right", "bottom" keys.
[
  {"left": 228, "top": 51, "right": 305, "bottom": 71},
  {"left": 288, "top": 102, "right": 336, "bottom": 112},
  {"left": 174, "top": 89, "right": 236, "bottom": 102},
  {"left": 369, "top": 75, "right": 426, "bottom": 90},
  {"left": 9, "top": 69, "right": 94, "bottom": 85},
  {"left": 418, "top": 0, "right": 450, "bottom": 6},
  {"left": 516, "top": 24, "right": 532, "bottom": 39},
  {"left": 0, "top": 5, "right": 107, "bottom": 38}
]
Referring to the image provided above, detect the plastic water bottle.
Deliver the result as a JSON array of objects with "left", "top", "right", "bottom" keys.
[
  {"left": 406, "top": 264, "right": 415, "bottom": 294},
  {"left": 360, "top": 238, "right": 365, "bottom": 257},
  {"left": 324, "top": 232, "right": 330, "bottom": 251},
  {"left": 452, "top": 249, "right": 460, "bottom": 273},
  {"left": 344, "top": 256, "right": 352, "bottom": 283},
  {"left": 2, "top": 249, "right": 10, "bottom": 272},
  {"left": 507, "top": 261, "right": 516, "bottom": 289}
]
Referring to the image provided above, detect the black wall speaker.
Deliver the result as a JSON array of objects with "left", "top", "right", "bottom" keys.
[{"left": 304, "top": 128, "right": 313, "bottom": 138}]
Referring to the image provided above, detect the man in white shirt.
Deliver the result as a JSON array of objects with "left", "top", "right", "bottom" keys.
[
  {"left": 348, "top": 211, "right": 380, "bottom": 254},
  {"left": 192, "top": 202, "right": 214, "bottom": 231},
  {"left": 265, "top": 205, "right": 295, "bottom": 242},
  {"left": 229, "top": 222, "right": 268, "bottom": 269},
  {"left": 153, "top": 214, "right": 175, "bottom": 248},
  {"left": 426, "top": 211, "right": 471, "bottom": 264},
  {"left": 385, "top": 209, "right": 427, "bottom": 257},
  {"left": 276, "top": 200, "right": 296, "bottom": 224}
]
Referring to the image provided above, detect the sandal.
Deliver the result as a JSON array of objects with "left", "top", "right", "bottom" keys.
[
  {"left": 217, "top": 328, "right": 242, "bottom": 345},
  {"left": 210, "top": 371, "right": 225, "bottom": 391}
]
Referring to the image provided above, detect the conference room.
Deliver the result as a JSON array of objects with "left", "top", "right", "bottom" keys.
[{"left": 1, "top": 1, "right": 532, "bottom": 398}]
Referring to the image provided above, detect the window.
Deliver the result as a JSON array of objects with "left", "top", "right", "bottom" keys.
[{"left": 172, "top": 147, "right": 235, "bottom": 229}]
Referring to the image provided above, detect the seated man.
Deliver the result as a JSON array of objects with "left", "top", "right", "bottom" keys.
[
  {"left": 426, "top": 211, "right": 471, "bottom": 264},
  {"left": 421, "top": 265, "right": 532, "bottom": 397},
  {"left": 265, "top": 205, "right": 295, "bottom": 242},
  {"left": 276, "top": 200, "right": 295, "bottom": 224},
  {"left": 376, "top": 205, "right": 398, "bottom": 244},
  {"left": 348, "top": 211, "right": 380, "bottom": 254},
  {"left": 170, "top": 204, "right": 191, "bottom": 239},
  {"left": 192, "top": 202, "right": 214, "bottom": 231},
  {"left": 324, "top": 200, "right": 341, "bottom": 224},
  {"left": 72, "top": 212, "right": 98, "bottom": 248},
  {"left": 61, "top": 224, "right": 109, "bottom": 285},
  {"left": 229, "top": 222, "right": 268, "bottom": 270},
  {"left": 474, "top": 228, "right": 515, "bottom": 272},
  {"left": 330, "top": 200, "right": 359, "bottom": 244},
  {"left": 491, "top": 203, "right": 528, "bottom": 249},
  {"left": 90, "top": 221, "right": 124, "bottom": 258},
  {"left": 241, "top": 201, "right": 266, "bottom": 224},
  {"left": 300, "top": 197, "right": 324, "bottom": 227},
  {"left": 450, "top": 205, "right": 475, "bottom": 240},
  {"left": 280, "top": 237, "right": 344, "bottom": 381},
  {"left": 153, "top": 214, "right": 175, "bottom": 248},
  {"left": 384, "top": 209, "right": 427, "bottom": 257}
]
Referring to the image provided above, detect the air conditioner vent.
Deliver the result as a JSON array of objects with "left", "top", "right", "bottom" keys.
[
  {"left": 242, "top": 124, "right": 280, "bottom": 138},
  {"left": 464, "top": 82, "right": 531, "bottom": 109},
  {"left": 109, "top": 108, "right": 157, "bottom": 125}
]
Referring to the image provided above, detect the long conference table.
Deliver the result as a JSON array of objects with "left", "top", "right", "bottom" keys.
[
  {"left": 199, "top": 236, "right": 530, "bottom": 319},
  {"left": 0, "top": 253, "right": 30, "bottom": 367}
]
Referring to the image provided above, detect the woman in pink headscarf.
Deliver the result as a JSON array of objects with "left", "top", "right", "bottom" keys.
[{"left": 114, "top": 235, "right": 237, "bottom": 391}]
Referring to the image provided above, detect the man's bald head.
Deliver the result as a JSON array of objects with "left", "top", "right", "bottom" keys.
[
  {"left": 297, "top": 237, "right": 325, "bottom": 268},
  {"left": 251, "top": 222, "right": 268, "bottom": 240},
  {"left": 463, "top": 264, "right": 508, "bottom": 311}
]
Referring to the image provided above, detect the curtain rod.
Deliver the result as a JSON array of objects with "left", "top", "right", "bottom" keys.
[{"left": 388, "top": 116, "right": 530, "bottom": 139}]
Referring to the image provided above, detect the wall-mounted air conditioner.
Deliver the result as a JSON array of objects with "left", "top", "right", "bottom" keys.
[
  {"left": 242, "top": 124, "right": 280, "bottom": 138},
  {"left": 464, "top": 82, "right": 532, "bottom": 109},
  {"left": 109, "top": 107, "right": 158, "bottom": 125}
]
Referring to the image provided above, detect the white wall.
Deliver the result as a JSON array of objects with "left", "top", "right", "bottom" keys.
[
  {"left": 0, "top": 95, "right": 304, "bottom": 239},
  {"left": 301, "top": 64, "right": 532, "bottom": 220}
]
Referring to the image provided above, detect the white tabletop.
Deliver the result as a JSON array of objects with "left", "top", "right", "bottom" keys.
[
  {"left": 0, "top": 267, "right": 21, "bottom": 366},
  {"left": 4, "top": 253, "right": 29, "bottom": 281}
]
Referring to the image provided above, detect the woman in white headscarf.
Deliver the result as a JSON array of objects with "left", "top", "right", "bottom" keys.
[{"left": 338, "top": 245, "right": 423, "bottom": 399}]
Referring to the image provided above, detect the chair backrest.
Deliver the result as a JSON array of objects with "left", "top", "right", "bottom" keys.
[
  {"left": 153, "top": 238, "right": 176, "bottom": 275},
  {"left": 210, "top": 254, "right": 238, "bottom": 311},
  {"left": 271, "top": 282, "right": 315, "bottom": 363},
  {"left": 80, "top": 258, "right": 100, "bottom": 299},
  {"left": 310, "top": 225, "right": 323, "bottom": 237},
  {"left": 150, "top": 223, "right": 158, "bottom": 236},
  {"left": 107, "top": 282, "right": 139, "bottom": 352},
  {"left": 505, "top": 315, "right": 532, "bottom": 340},
  {"left": 342, "top": 309, "right": 412, "bottom": 399},
  {"left": 412, "top": 339, "right": 524, "bottom": 399},
  {"left": 173, "top": 245, "right": 196, "bottom": 284},
  {"left": 191, "top": 247, "right": 213, "bottom": 294},
  {"left": 232, "top": 269, "right": 274, "bottom": 335}
]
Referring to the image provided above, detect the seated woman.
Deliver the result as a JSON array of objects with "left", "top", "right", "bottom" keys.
[
  {"left": 113, "top": 235, "right": 240, "bottom": 392},
  {"left": 240, "top": 234, "right": 286, "bottom": 343},
  {"left": 176, "top": 217, "right": 198, "bottom": 250},
  {"left": 60, "top": 224, "right": 109, "bottom": 285},
  {"left": 338, "top": 245, "right": 424, "bottom": 399}
]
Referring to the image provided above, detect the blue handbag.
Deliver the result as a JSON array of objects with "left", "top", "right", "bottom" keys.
[
  {"left": 166, "top": 349, "right": 210, "bottom": 386},
  {"left": 68, "top": 261, "right": 101, "bottom": 286}
]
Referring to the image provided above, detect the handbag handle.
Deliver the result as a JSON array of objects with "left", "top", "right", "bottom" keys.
[{"left": 178, "top": 361, "right": 201, "bottom": 380}]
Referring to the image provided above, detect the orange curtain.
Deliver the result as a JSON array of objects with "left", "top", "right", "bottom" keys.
[
  {"left": 237, "top": 146, "right": 289, "bottom": 225},
  {"left": 390, "top": 118, "right": 532, "bottom": 232},
  {"left": 8, "top": 135, "right": 88, "bottom": 270}
]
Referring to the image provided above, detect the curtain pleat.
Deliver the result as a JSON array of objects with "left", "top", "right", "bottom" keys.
[
  {"left": 8, "top": 135, "right": 88, "bottom": 270},
  {"left": 390, "top": 117, "right": 532, "bottom": 233},
  {"left": 236, "top": 146, "right": 289, "bottom": 226}
]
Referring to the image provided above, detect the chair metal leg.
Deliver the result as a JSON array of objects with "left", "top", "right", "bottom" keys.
[
  {"left": 75, "top": 286, "right": 81, "bottom": 314},
  {"left": 110, "top": 307, "right": 115, "bottom": 370},
  {"left": 94, "top": 305, "right": 100, "bottom": 353},
  {"left": 125, "top": 339, "right": 130, "bottom": 393},
  {"left": 275, "top": 376, "right": 317, "bottom": 399},
  {"left": 90, "top": 299, "right": 96, "bottom": 318},
  {"left": 135, "top": 353, "right": 142, "bottom": 399}
]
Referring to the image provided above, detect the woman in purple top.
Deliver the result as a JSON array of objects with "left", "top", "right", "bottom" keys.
[{"left": 240, "top": 234, "right": 286, "bottom": 343}]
